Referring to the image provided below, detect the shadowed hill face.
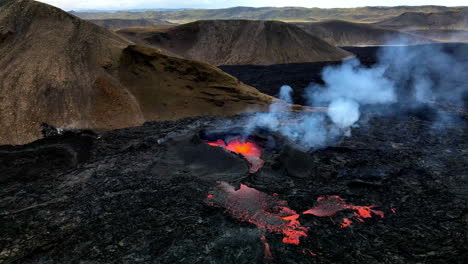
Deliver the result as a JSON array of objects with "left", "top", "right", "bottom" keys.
[
  {"left": 294, "top": 20, "right": 432, "bottom": 46},
  {"left": 117, "top": 20, "right": 353, "bottom": 66},
  {"left": 88, "top": 18, "right": 175, "bottom": 30},
  {"left": 375, "top": 10, "right": 468, "bottom": 30},
  {"left": 0, "top": 0, "right": 274, "bottom": 145}
]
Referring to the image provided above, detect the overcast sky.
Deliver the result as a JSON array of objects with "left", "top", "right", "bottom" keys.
[{"left": 38, "top": 0, "right": 467, "bottom": 11}]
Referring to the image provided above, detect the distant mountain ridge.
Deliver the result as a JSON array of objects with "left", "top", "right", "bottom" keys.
[
  {"left": 70, "top": 8, "right": 194, "bottom": 13},
  {"left": 116, "top": 20, "right": 353, "bottom": 65},
  {"left": 72, "top": 5, "right": 464, "bottom": 23},
  {"left": 375, "top": 10, "right": 468, "bottom": 30},
  {"left": 294, "top": 20, "right": 432, "bottom": 46},
  {"left": 88, "top": 18, "right": 175, "bottom": 30}
]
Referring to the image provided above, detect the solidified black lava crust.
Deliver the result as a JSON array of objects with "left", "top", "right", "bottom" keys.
[
  {"left": 220, "top": 43, "right": 468, "bottom": 106},
  {"left": 0, "top": 110, "right": 467, "bottom": 263}
]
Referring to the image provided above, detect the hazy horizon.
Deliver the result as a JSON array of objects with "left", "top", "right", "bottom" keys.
[{"left": 38, "top": 0, "right": 468, "bottom": 11}]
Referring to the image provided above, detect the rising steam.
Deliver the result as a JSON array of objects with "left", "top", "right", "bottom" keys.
[{"left": 245, "top": 41, "right": 466, "bottom": 149}]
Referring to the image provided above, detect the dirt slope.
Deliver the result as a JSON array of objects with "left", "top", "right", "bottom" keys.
[
  {"left": 375, "top": 10, "right": 468, "bottom": 30},
  {"left": 116, "top": 20, "right": 353, "bottom": 66},
  {"left": 294, "top": 20, "right": 432, "bottom": 46},
  {"left": 118, "top": 45, "right": 274, "bottom": 121},
  {"left": 0, "top": 0, "right": 274, "bottom": 145},
  {"left": 88, "top": 18, "right": 175, "bottom": 30}
]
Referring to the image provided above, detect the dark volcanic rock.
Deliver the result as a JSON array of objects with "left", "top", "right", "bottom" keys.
[
  {"left": 220, "top": 43, "right": 468, "bottom": 106},
  {"left": 0, "top": 111, "right": 466, "bottom": 263},
  {"left": 151, "top": 133, "right": 250, "bottom": 182}
]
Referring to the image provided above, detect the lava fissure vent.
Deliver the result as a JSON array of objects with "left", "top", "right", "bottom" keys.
[
  {"left": 204, "top": 136, "right": 265, "bottom": 173},
  {"left": 206, "top": 182, "right": 309, "bottom": 245},
  {"left": 206, "top": 182, "right": 391, "bottom": 260}
]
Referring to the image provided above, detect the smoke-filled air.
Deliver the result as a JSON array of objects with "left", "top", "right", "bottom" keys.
[{"left": 245, "top": 39, "right": 467, "bottom": 150}]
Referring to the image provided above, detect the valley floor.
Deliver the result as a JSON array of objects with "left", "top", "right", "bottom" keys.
[
  {"left": 0, "top": 43, "right": 467, "bottom": 264},
  {"left": 0, "top": 110, "right": 466, "bottom": 263}
]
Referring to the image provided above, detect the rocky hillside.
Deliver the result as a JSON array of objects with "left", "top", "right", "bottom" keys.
[
  {"left": 117, "top": 20, "right": 353, "bottom": 66},
  {"left": 0, "top": 0, "right": 274, "bottom": 145},
  {"left": 88, "top": 18, "right": 175, "bottom": 30},
  {"left": 294, "top": 20, "right": 432, "bottom": 46},
  {"left": 375, "top": 10, "right": 468, "bottom": 30}
]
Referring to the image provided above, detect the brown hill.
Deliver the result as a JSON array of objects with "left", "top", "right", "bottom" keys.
[
  {"left": 294, "top": 20, "right": 432, "bottom": 46},
  {"left": 375, "top": 10, "right": 468, "bottom": 30},
  {"left": 116, "top": 20, "right": 353, "bottom": 66},
  {"left": 88, "top": 18, "right": 175, "bottom": 30},
  {"left": 0, "top": 0, "right": 274, "bottom": 145},
  {"left": 407, "top": 29, "right": 468, "bottom": 42}
]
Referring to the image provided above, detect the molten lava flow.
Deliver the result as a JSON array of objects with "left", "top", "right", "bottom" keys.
[
  {"left": 260, "top": 236, "right": 273, "bottom": 260},
  {"left": 206, "top": 182, "right": 309, "bottom": 245},
  {"left": 303, "top": 196, "right": 384, "bottom": 227},
  {"left": 207, "top": 184, "right": 391, "bottom": 259},
  {"left": 303, "top": 196, "right": 347, "bottom": 217},
  {"left": 340, "top": 218, "right": 353, "bottom": 228},
  {"left": 205, "top": 138, "right": 265, "bottom": 173}
]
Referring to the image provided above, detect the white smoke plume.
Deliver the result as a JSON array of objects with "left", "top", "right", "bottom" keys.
[
  {"left": 307, "top": 58, "right": 397, "bottom": 129},
  {"left": 327, "top": 99, "right": 360, "bottom": 129},
  {"left": 245, "top": 85, "right": 332, "bottom": 149},
  {"left": 244, "top": 41, "right": 467, "bottom": 149}
]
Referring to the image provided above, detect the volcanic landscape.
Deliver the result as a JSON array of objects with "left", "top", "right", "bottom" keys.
[{"left": 0, "top": 1, "right": 467, "bottom": 264}]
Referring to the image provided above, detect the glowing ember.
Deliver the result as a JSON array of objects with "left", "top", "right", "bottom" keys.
[
  {"left": 303, "top": 195, "right": 385, "bottom": 226},
  {"left": 260, "top": 236, "right": 273, "bottom": 260},
  {"left": 206, "top": 182, "right": 309, "bottom": 245},
  {"left": 205, "top": 138, "right": 265, "bottom": 173},
  {"left": 340, "top": 218, "right": 353, "bottom": 228},
  {"left": 302, "top": 249, "right": 318, "bottom": 257},
  {"left": 207, "top": 184, "right": 390, "bottom": 260},
  {"left": 303, "top": 196, "right": 347, "bottom": 217}
]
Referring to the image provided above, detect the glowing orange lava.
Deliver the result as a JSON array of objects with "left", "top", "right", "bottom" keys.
[
  {"left": 207, "top": 184, "right": 390, "bottom": 260},
  {"left": 340, "top": 218, "right": 353, "bottom": 228},
  {"left": 303, "top": 195, "right": 384, "bottom": 227},
  {"left": 205, "top": 138, "right": 265, "bottom": 173},
  {"left": 206, "top": 182, "right": 309, "bottom": 245},
  {"left": 261, "top": 236, "right": 273, "bottom": 260}
]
